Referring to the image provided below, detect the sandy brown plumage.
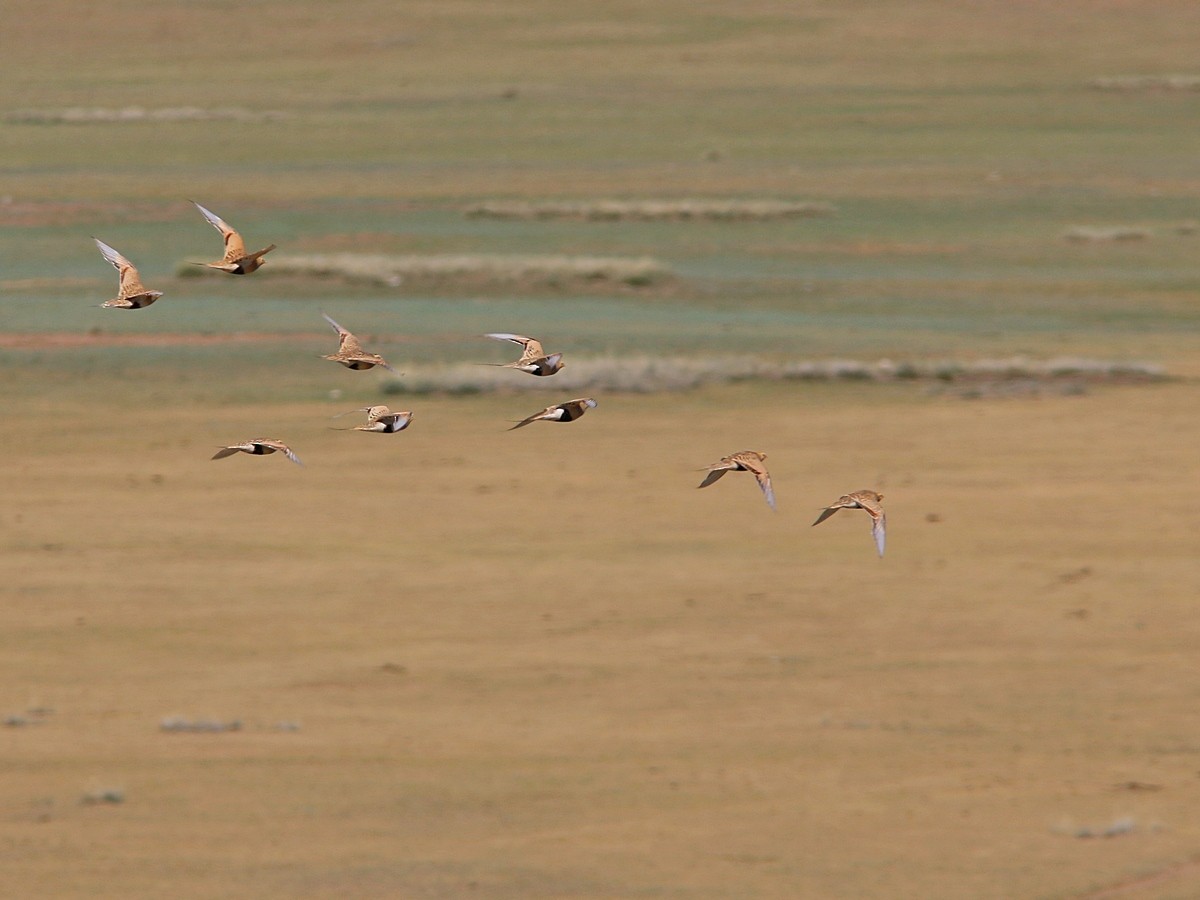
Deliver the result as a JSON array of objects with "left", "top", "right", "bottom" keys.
[
  {"left": 321, "top": 313, "right": 397, "bottom": 373},
  {"left": 812, "top": 490, "right": 886, "bottom": 556},
  {"left": 697, "top": 450, "right": 776, "bottom": 511},
  {"left": 93, "top": 238, "right": 163, "bottom": 309},
  {"left": 509, "top": 397, "right": 597, "bottom": 430},
  {"left": 332, "top": 405, "right": 414, "bottom": 433},
  {"left": 191, "top": 201, "right": 276, "bottom": 274},
  {"left": 211, "top": 439, "right": 303, "bottom": 466},
  {"left": 484, "top": 332, "right": 565, "bottom": 376}
]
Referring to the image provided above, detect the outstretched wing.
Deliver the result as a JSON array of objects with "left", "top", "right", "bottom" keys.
[
  {"left": 94, "top": 237, "right": 131, "bottom": 272},
  {"left": 246, "top": 243, "right": 276, "bottom": 262},
  {"left": 853, "top": 494, "right": 886, "bottom": 556},
  {"left": 751, "top": 469, "right": 776, "bottom": 511},
  {"left": 870, "top": 510, "right": 886, "bottom": 557},
  {"left": 94, "top": 238, "right": 149, "bottom": 296},
  {"left": 212, "top": 446, "right": 244, "bottom": 460},
  {"left": 322, "top": 313, "right": 362, "bottom": 353},
  {"left": 509, "top": 406, "right": 552, "bottom": 430},
  {"left": 261, "top": 440, "right": 304, "bottom": 466},
  {"left": 734, "top": 454, "right": 776, "bottom": 511},
  {"left": 192, "top": 201, "right": 246, "bottom": 260},
  {"left": 486, "top": 332, "right": 536, "bottom": 348},
  {"left": 812, "top": 506, "right": 842, "bottom": 527},
  {"left": 486, "top": 332, "right": 544, "bottom": 361},
  {"left": 697, "top": 459, "right": 735, "bottom": 489}
]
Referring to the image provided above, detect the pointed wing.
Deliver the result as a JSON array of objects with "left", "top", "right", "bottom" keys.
[
  {"left": 94, "top": 238, "right": 146, "bottom": 295},
  {"left": 509, "top": 406, "right": 553, "bottom": 430},
  {"left": 192, "top": 201, "right": 233, "bottom": 236},
  {"left": 734, "top": 454, "right": 775, "bottom": 511},
  {"left": 94, "top": 237, "right": 131, "bottom": 272},
  {"left": 192, "top": 201, "right": 246, "bottom": 260},
  {"left": 753, "top": 469, "right": 776, "bottom": 511},
  {"left": 870, "top": 510, "right": 886, "bottom": 557},
  {"left": 322, "top": 312, "right": 348, "bottom": 336},
  {"left": 486, "top": 332, "right": 545, "bottom": 361},
  {"left": 697, "top": 460, "right": 735, "bottom": 489},
  {"left": 812, "top": 506, "right": 842, "bottom": 527},
  {"left": 853, "top": 494, "right": 886, "bottom": 556},
  {"left": 212, "top": 446, "right": 244, "bottom": 460},
  {"left": 262, "top": 440, "right": 303, "bottom": 466},
  {"left": 486, "top": 332, "right": 537, "bottom": 349},
  {"left": 322, "top": 313, "right": 362, "bottom": 353}
]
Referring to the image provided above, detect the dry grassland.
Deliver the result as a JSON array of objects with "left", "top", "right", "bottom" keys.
[
  {"left": 3, "top": 0, "right": 1200, "bottom": 896},
  {"left": 2, "top": 378, "right": 1199, "bottom": 898}
]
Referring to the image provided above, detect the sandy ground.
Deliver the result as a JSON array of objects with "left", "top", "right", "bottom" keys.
[
  {"left": 5, "top": 3, "right": 1200, "bottom": 895},
  {"left": 2, "top": 378, "right": 1199, "bottom": 899}
]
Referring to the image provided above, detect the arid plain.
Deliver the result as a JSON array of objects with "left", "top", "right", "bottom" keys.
[{"left": 3, "top": 2, "right": 1200, "bottom": 898}]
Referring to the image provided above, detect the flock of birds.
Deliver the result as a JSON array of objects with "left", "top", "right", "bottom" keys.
[{"left": 91, "top": 202, "right": 888, "bottom": 557}]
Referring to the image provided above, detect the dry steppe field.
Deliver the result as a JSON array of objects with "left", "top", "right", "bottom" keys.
[{"left": 2, "top": 2, "right": 1200, "bottom": 898}]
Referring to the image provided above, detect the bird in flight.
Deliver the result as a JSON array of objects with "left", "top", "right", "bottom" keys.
[
  {"left": 697, "top": 450, "right": 776, "bottom": 511},
  {"left": 483, "top": 333, "right": 565, "bottom": 376},
  {"left": 190, "top": 201, "right": 276, "bottom": 275},
  {"left": 211, "top": 439, "right": 303, "bottom": 466},
  {"left": 509, "top": 397, "right": 597, "bottom": 430},
  {"left": 812, "top": 490, "right": 886, "bottom": 556},
  {"left": 92, "top": 238, "right": 163, "bottom": 309},
  {"left": 333, "top": 405, "right": 414, "bottom": 433},
  {"left": 321, "top": 313, "right": 397, "bottom": 373}
]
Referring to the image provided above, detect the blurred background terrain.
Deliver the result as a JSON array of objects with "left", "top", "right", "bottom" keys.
[{"left": 2, "top": 2, "right": 1199, "bottom": 897}]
